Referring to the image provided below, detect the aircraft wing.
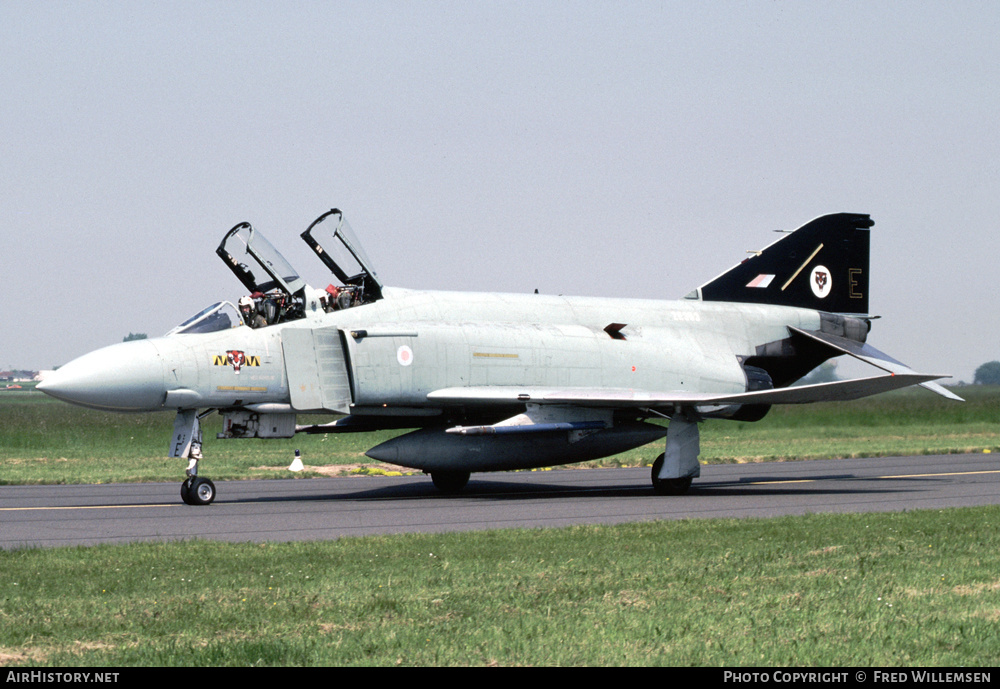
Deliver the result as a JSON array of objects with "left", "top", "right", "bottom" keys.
[{"left": 426, "top": 371, "right": 950, "bottom": 410}]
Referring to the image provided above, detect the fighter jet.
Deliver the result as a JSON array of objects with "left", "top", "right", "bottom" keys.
[{"left": 38, "top": 209, "right": 961, "bottom": 505}]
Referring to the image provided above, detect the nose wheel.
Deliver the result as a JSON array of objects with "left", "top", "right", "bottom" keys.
[{"left": 181, "top": 476, "right": 216, "bottom": 505}]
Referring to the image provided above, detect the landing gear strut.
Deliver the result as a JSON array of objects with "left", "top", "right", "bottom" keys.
[
  {"left": 650, "top": 412, "right": 701, "bottom": 495},
  {"left": 172, "top": 409, "right": 217, "bottom": 506}
]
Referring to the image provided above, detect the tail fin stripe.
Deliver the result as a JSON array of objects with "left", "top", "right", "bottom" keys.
[{"left": 781, "top": 243, "right": 823, "bottom": 291}]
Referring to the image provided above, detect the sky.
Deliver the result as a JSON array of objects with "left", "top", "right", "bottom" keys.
[{"left": 2, "top": 1, "right": 997, "bottom": 384}]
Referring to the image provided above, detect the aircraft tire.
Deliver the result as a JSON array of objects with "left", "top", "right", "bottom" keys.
[
  {"left": 650, "top": 453, "right": 692, "bottom": 496},
  {"left": 180, "top": 480, "right": 193, "bottom": 505},
  {"left": 430, "top": 471, "right": 470, "bottom": 494},
  {"left": 181, "top": 477, "right": 216, "bottom": 506}
]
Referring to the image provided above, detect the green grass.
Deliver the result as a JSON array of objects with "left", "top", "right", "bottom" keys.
[
  {"left": 1, "top": 386, "right": 997, "bottom": 485},
  {"left": 2, "top": 387, "right": 997, "bottom": 666},
  {"left": 2, "top": 507, "right": 999, "bottom": 666},
  {"left": 697, "top": 385, "right": 1000, "bottom": 463}
]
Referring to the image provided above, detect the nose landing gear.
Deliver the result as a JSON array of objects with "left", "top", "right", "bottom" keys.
[{"left": 173, "top": 409, "right": 218, "bottom": 506}]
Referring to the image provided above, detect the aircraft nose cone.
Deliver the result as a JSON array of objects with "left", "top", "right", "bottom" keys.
[{"left": 38, "top": 340, "right": 167, "bottom": 411}]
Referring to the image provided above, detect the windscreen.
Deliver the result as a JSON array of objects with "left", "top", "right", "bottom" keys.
[{"left": 167, "top": 302, "right": 242, "bottom": 335}]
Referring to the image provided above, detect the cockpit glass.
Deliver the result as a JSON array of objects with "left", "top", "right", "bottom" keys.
[
  {"left": 301, "top": 209, "right": 383, "bottom": 302},
  {"left": 167, "top": 302, "right": 242, "bottom": 335},
  {"left": 218, "top": 223, "right": 306, "bottom": 296}
]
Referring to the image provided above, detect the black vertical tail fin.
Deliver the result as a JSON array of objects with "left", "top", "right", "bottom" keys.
[{"left": 694, "top": 213, "right": 873, "bottom": 314}]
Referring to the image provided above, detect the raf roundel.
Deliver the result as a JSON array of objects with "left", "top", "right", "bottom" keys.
[
  {"left": 810, "top": 265, "right": 832, "bottom": 299},
  {"left": 397, "top": 345, "right": 414, "bottom": 367}
]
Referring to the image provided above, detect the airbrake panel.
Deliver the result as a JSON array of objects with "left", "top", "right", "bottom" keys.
[{"left": 281, "top": 327, "right": 353, "bottom": 413}]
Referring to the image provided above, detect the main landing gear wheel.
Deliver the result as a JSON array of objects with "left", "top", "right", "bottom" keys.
[
  {"left": 650, "top": 453, "right": 692, "bottom": 496},
  {"left": 430, "top": 471, "right": 470, "bottom": 494},
  {"left": 181, "top": 476, "right": 216, "bottom": 505}
]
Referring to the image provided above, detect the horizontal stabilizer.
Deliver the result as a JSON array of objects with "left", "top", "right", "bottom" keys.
[
  {"left": 789, "top": 327, "right": 964, "bottom": 402},
  {"left": 711, "top": 373, "right": 948, "bottom": 405}
]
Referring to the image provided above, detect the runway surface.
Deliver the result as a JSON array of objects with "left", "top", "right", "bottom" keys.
[{"left": 2, "top": 453, "right": 998, "bottom": 549}]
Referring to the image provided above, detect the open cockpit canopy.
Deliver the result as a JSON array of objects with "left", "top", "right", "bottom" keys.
[
  {"left": 215, "top": 209, "right": 383, "bottom": 328},
  {"left": 217, "top": 222, "right": 307, "bottom": 298},
  {"left": 301, "top": 209, "right": 383, "bottom": 303}
]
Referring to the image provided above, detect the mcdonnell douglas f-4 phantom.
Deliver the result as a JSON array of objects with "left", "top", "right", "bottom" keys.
[{"left": 38, "top": 209, "right": 962, "bottom": 504}]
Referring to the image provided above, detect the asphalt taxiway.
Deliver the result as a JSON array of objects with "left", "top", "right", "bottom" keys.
[{"left": 2, "top": 453, "right": 998, "bottom": 549}]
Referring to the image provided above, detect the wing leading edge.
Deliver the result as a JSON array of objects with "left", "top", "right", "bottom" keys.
[{"left": 427, "top": 371, "right": 949, "bottom": 410}]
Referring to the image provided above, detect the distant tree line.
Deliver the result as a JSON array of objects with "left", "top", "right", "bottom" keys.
[
  {"left": 123, "top": 333, "right": 148, "bottom": 342},
  {"left": 974, "top": 361, "right": 1000, "bottom": 385}
]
